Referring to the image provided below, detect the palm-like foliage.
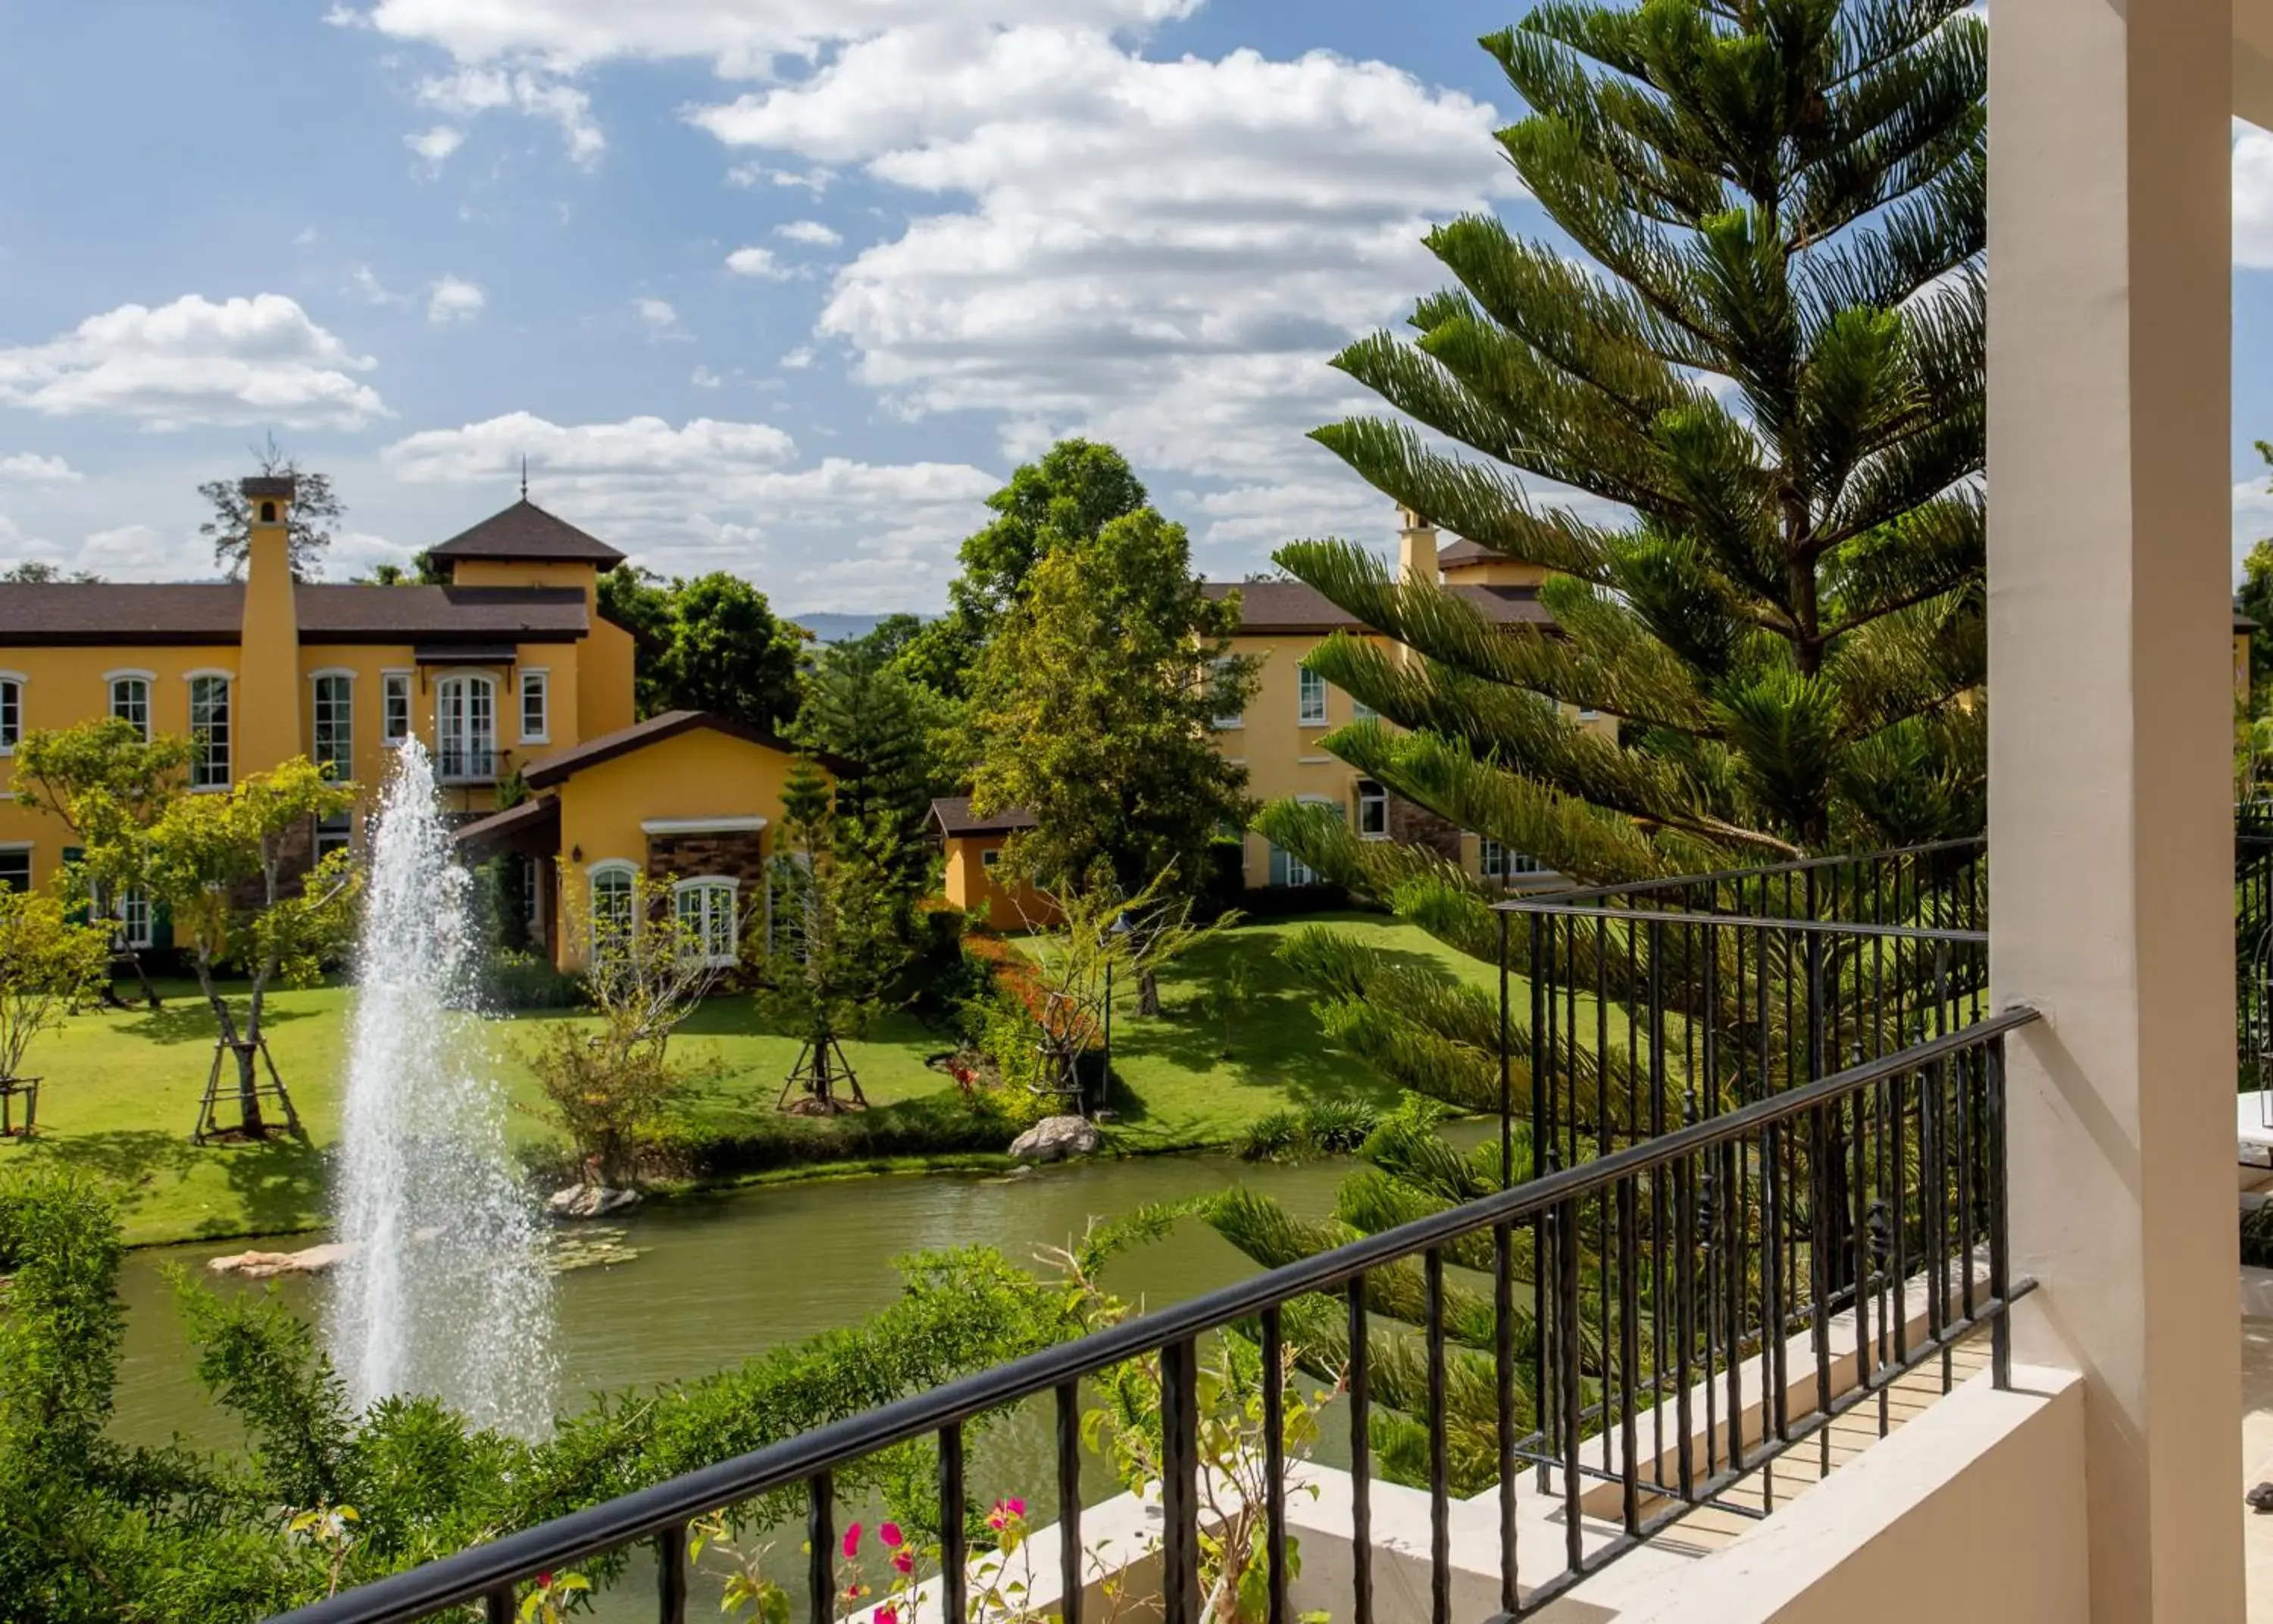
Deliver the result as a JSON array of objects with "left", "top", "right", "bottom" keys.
[
  {"left": 1278, "top": 0, "right": 1985, "bottom": 894},
  {"left": 1208, "top": 0, "right": 1987, "bottom": 1481}
]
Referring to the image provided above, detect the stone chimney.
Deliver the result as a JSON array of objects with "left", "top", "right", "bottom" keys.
[
  {"left": 237, "top": 475, "right": 302, "bottom": 780},
  {"left": 1397, "top": 505, "right": 1439, "bottom": 585}
]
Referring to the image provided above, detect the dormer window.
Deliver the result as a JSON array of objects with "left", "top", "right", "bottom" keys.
[{"left": 258, "top": 501, "right": 277, "bottom": 523}]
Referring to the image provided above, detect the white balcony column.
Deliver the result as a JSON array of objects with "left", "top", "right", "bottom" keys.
[{"left": 1987, "top": 0, "right": 2240, "bottom": 1618}]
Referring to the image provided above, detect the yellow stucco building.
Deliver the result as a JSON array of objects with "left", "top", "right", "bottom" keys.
[
  {"left": 0, "top": 476, "right": 817, "bottom": 973},
  {"left": 1205, "top": 511, "right": 1609, "bottom": 895}
]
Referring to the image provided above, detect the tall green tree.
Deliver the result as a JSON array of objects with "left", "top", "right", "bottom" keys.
[
  {"left": 598, "top": 569, "right": 807, "bottom": 730},
  {"left": 1272, "top": 0, "right": 1987, "bottom": 902},
  {"left": 199, "top": 434, "right": 343, "bottom": 581},
  {"left": 135, "top": 760, "right": 359, "bottom": 1138},
  {"left": 14, "top": 719, "right": 195, "bottom": 1007},
  {"left": 752, "top": 758, "right": 916, "bottom": 1111},
  {"left": 966, "top": 509, "right": 1257, "bottom": 1007},
  {"left": 2238, "top": 450, "right": 2273, "bottom": 709},
  {"left": 790, "top": 626, "right": 958, "bottom": 894},
  {"left": 901, "top": 439, "right": 1151, "bottom": 697},
  {"left": 1211, "top": 0, "right": 1990, "bottom": 1466}
]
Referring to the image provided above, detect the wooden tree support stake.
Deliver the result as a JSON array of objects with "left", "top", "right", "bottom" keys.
[{"left": 192, "top": 1035, "right": 306, "bottom": 1145}]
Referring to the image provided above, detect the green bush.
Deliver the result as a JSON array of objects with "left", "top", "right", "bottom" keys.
[
  {"left": 478, "top": 951, "right": 586, "bottom": 1012},
  {"left": 648, "top": 1092, "right": 1016, "bottom": 1179},
  {"left": 1232, "top": 1098, "right": 1382, "bottom": 1163}
]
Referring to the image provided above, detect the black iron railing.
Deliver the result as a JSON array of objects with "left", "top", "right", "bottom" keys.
[
  {"left": 274, "top": 1002, "right": 2034, "bottom": 1624},
  {"left": 2240, "top": 815, "right": 2273, "bottom": 1088}
]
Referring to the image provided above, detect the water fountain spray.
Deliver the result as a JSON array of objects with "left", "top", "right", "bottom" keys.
[{"left": 326, "top": 741, "right": 555, "bottom": 1438}]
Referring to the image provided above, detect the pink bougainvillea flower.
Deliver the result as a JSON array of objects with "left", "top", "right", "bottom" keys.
[
  {"left": 880, "top": 1522, "right": 903, "bottom": 1549},
  {"left": 875, "top": 1605, "right": 900, "bottom": 1624},
  {"left": 1005, "top": 1498, "right": 1026, "bottom": 1518},
  {"left": 843, "top": 1523, "right": 863, "bottom": 1558},
  {"left": 536, "top": 1573, "right": 554, "bottom": 1590},
  {"left": 892, "top": 1551, "right": 915, "bottom": 1576}
]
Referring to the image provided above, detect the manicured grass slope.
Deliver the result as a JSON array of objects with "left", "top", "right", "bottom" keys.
[{"left": 0, "top": 914, "right": 1493, "bottom": 1247}]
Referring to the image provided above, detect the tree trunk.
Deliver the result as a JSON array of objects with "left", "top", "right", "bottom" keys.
[{"left": 1136, "top": 967, "right": 1162, "bottom": 1017}]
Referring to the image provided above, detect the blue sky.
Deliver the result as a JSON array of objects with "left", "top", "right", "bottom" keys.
[{"left": 0, "top": 2, "right": 2268, "bottom": 614}]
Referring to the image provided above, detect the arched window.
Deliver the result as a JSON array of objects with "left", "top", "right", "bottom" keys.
[
  {"left": 589, "top": 862, "right": 637, "bottom": 954},
  {"left": 435, "top": 674, "right": 497, "bottom": 782},
  {"left": 673, "top": 877, "right": 739, "bottom": 968}
]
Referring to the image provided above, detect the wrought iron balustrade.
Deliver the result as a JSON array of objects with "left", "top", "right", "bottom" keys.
[{"left": 274, "top": 1001, "right": 2033, "bottom": 1624}]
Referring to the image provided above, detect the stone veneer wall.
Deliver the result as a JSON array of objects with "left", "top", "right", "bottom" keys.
[
  {"left": 645, "top": 828, "right": 770, "bottom": 890},
  {"left": 1387, "top": 792, "right": 1464, "bottom": 862}
]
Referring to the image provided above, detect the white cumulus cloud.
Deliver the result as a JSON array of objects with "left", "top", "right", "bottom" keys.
[
  {"left": 0, "top": 453, "right": 82, "bottom": 483},
  {"left": 776, "top": 220, "right": 843, "bottom": 247},
  {"left": 633, "top": 296, "right": 683, "bottom": 334},
  {"left": 341, "top": 0, "right": 1197, "bottom": 74},
  {"left": 381, "top": 411, "right": 997, "bottom": 607},
  {"left": 0, "top": 293, "right": 388, "bottom": 431},
  {"left": 427, "top": 276, "right": 487, "bottom": 323},
  {"left": 725, "top": 245, "right": 789, "bottom": 280},
  {"left": 692, "top": 29, "right": 1511, "bottom": 536}
]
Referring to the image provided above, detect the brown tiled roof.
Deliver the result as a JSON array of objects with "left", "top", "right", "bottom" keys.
[
  {"left": 302, "top": 586, "right": 589, "bottom": 642},
  {"left": 0, "top": 582, "right": 589, "bottom": 647},
  {"left": 1437, "top": 537, "right": 1496, "bottom": 566},
  {"left": 523, "top": 709, "right": 847, "bottom": 789},
  {"left": 1206, "top": 581, "right": 1556, "bottom": 635},
  {"left": 929, "top": 797, "right": 1038, "bottom": 839},
  {"left": 427, "top": 499, "right": 626, "bottom": 567}
]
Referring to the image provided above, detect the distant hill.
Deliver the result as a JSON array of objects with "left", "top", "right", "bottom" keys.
[{"left": 788, "top": 612, "right": 923, "bottom": 645}]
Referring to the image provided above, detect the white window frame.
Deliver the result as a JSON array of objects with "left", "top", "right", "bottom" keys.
[
  {"left": 1355, "top": 778, "right": 1390, "bottom": 840},
  {"left": 1272, "top": 794, "right": 1342, "bottom": 887},
  {"left": 589, "top": 860, "right": 639, "bottom": 954},
  {"left": 382, "top": 670, "right": 413, "bottom": 745},
  {"left": 0, "top": 842, "right": 30, "bottom": 892},
  {"left": 1210, "top": 657, "right": 1243, "bottom": 730},
  {"left": 519, "top": 667, "right": 551, "bottom": 745},
  {"left": 310, "top": 669, "right": 355, "bottom": 783},
  {"left": 1297, "top": 665, "right": 1328, "bottom": 727},
  {"left": 105, "top": 669, "right": 154, "bottom": 741},
  {"left": 0, "top": 670, "right": 25, "bottom": 755},
  {"left": 186, "top": 670, "right": 233, "bottom": 789},
  {"left": 116, "top": 888, "right": 152, "bottom": 950},
  {"left": 434, "top": 673, "right": 499, "bottom": 783},
  {"left": 672, "top": 876, "right": 740, "bottom": 969},
  {"left": 1479, "top": 838, "right": 1543, "bottom": 882}
]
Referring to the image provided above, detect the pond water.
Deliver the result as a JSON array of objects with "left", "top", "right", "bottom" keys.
[
  {"left": 109, "top": 1136, "right": 1494, "bottom": 1617},
  {"left": 109, "top": 1151, "right": 1367, "bottom": 1453}
]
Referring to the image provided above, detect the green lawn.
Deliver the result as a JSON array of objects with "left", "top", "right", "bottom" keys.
[
  {"left": 1079, "top": 911, "right": 1496, "bottom": 1151},
  {"left": 0, "top": 911, "right": 1496, "bottom": 1248}
]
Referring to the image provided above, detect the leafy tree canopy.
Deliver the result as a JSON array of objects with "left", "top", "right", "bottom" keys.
[
  {"left": 0, "top": 562, "right": 101, "bottom": 583},
  {"left": 966, "top": 507, "right": 1257, "bottom": 906},
  {"left": 599, "top": 567, "right": 806, "bottom": 731},
  {"left": 199, "top": 433, "right": 342, "bottom": 582},
  {"left": 900, "top": 439, "right": 1151, "bottom": 697},
  {"left": 791, "top": 628, "right": 961, "bottom": 893}
]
